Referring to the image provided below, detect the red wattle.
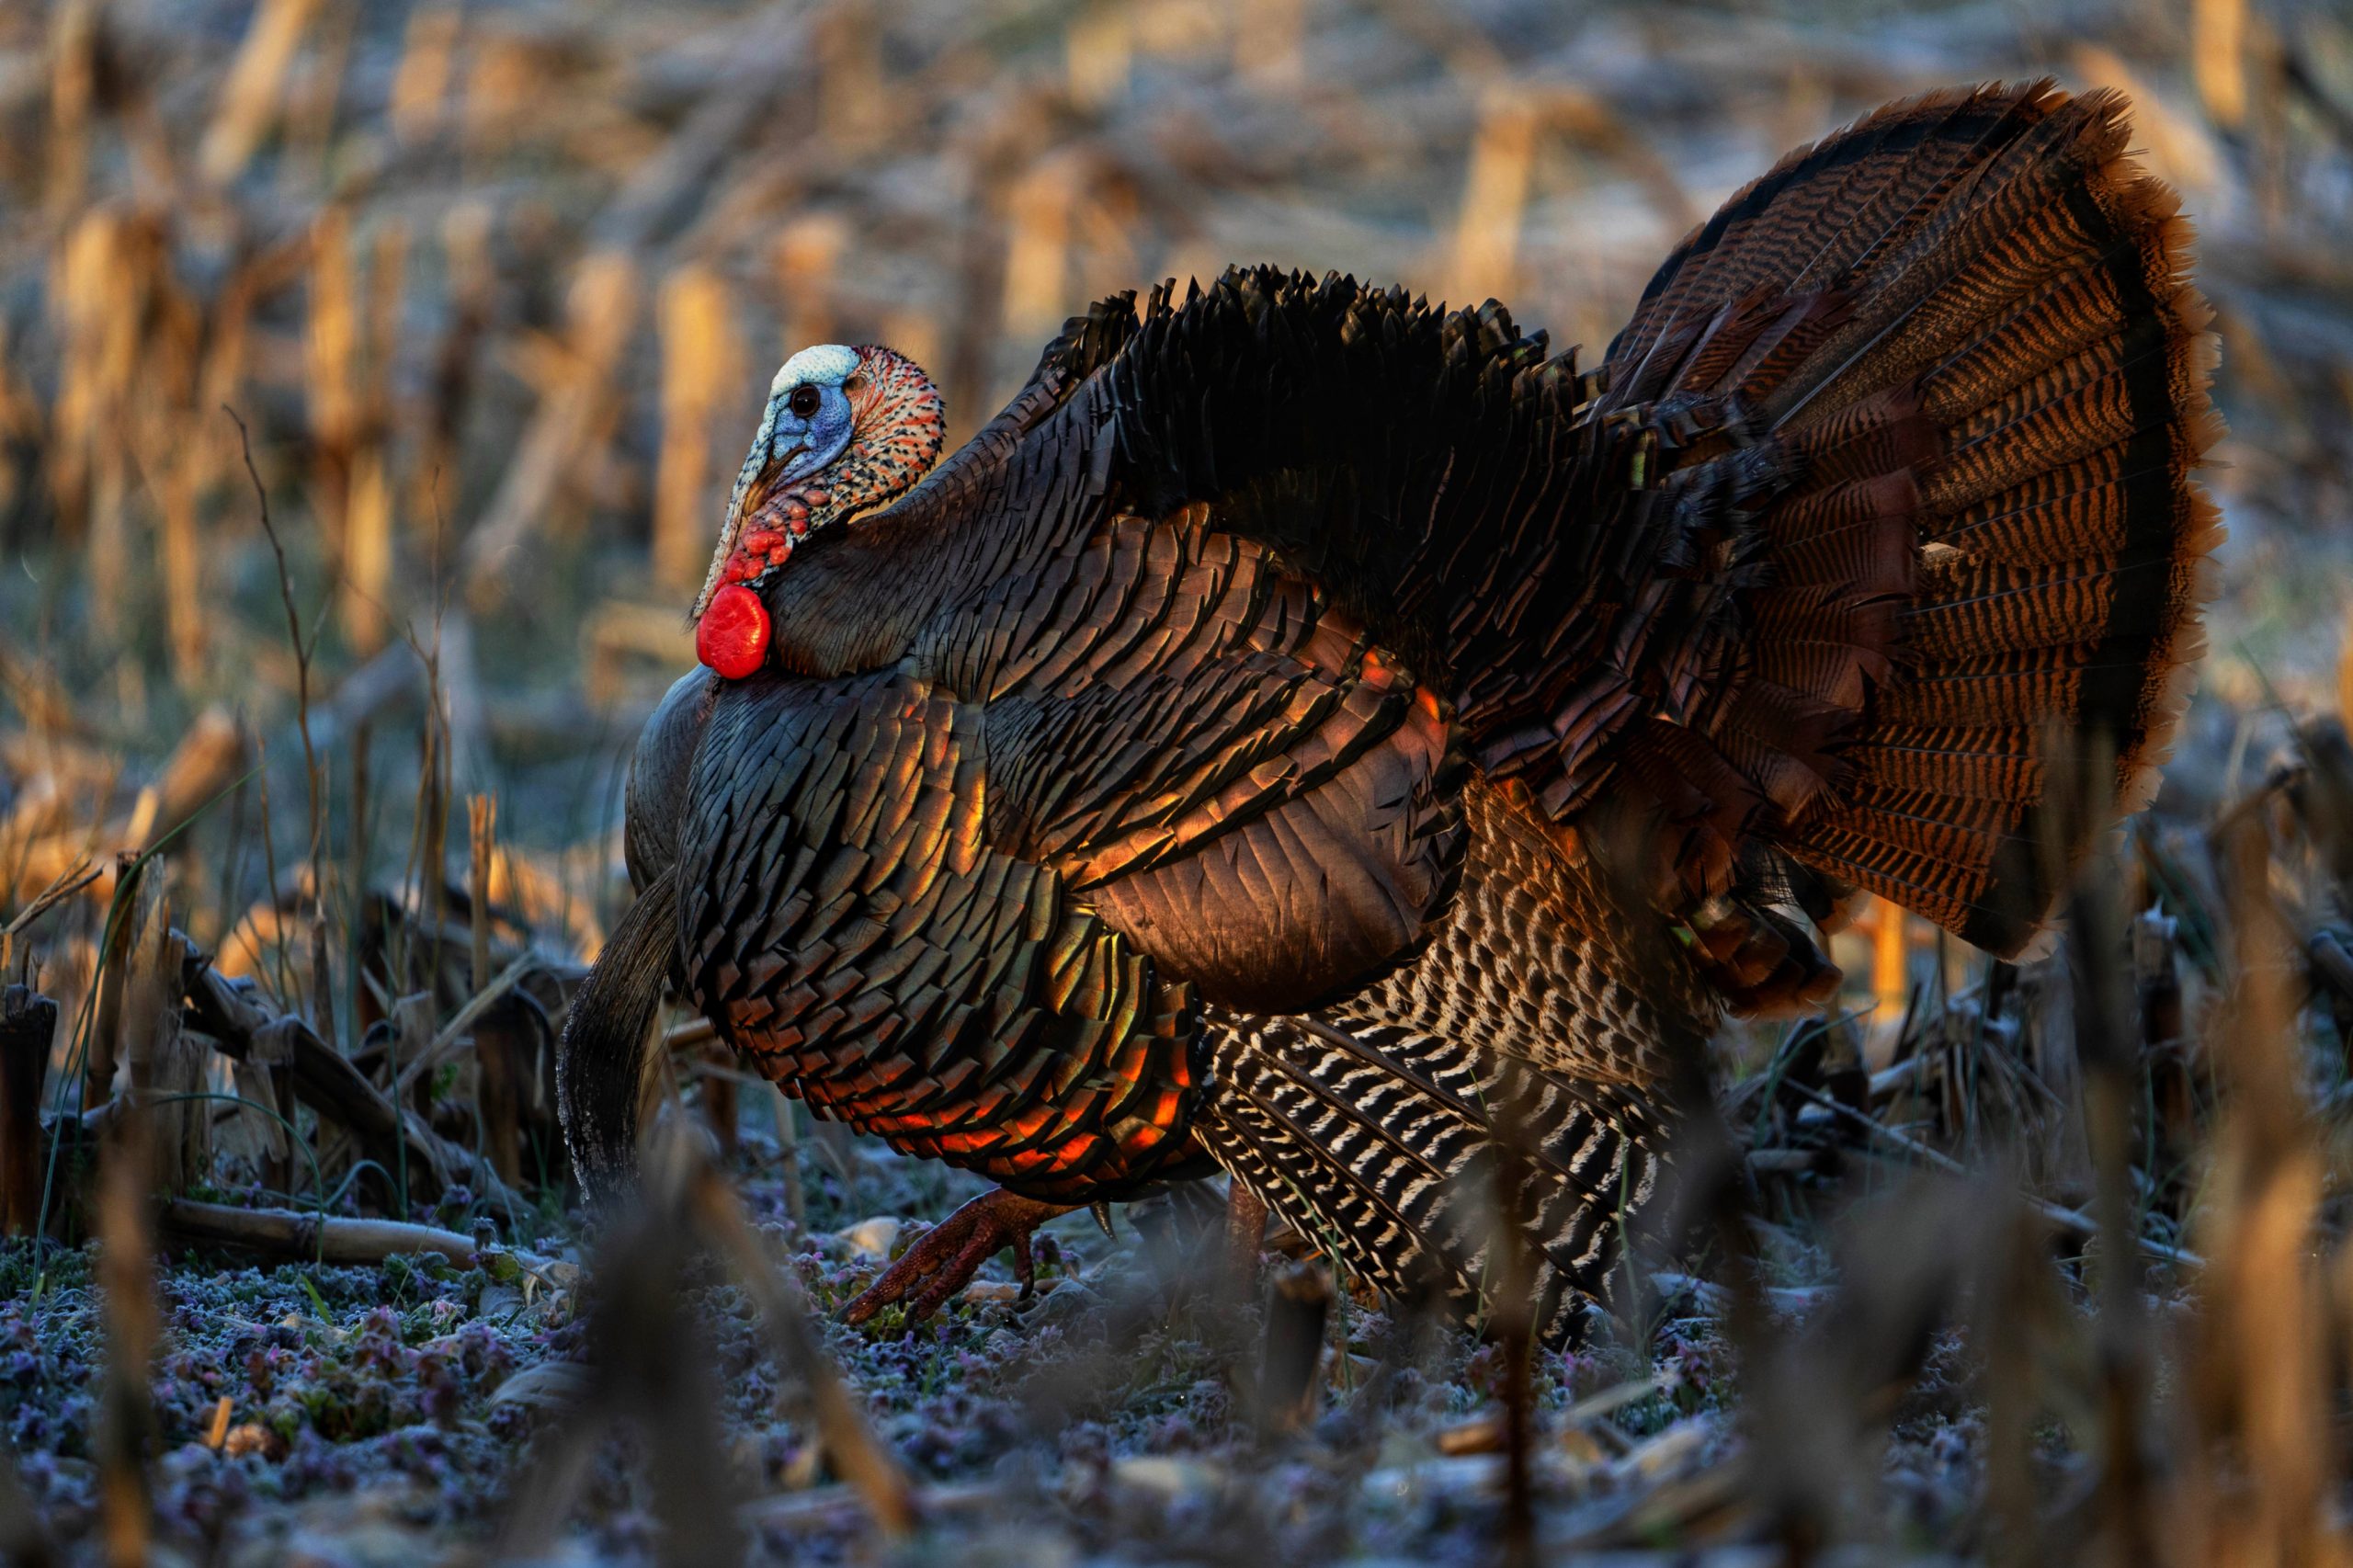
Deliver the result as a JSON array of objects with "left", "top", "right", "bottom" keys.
[{"left": 697, "top": 583, "right": 771, "bottom": 679}]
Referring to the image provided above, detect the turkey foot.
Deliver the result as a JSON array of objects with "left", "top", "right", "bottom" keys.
[
  {"left": 840, "top": 1187, "right": 1074, "bottom": 1327},
  {"left": 1688, "top": 897, "right": 1843, "bottom": 1018}
]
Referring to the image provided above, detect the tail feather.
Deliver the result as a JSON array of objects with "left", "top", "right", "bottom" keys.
[
  {"left": 1604, "top": 80, "right": 2219, "bottom": 960},
  {"left": 1610, "top": 85, "right": 2040, "bottom": 390}
]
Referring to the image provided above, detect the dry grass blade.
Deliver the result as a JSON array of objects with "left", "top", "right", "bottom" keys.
[
  {"left": 391, "top": 948, "right": 540, "bottom": 1098},
  {"left": 1253, "top": 1258, "right": 1330, "bottom": 1437},
  {"left": 0, "top": 1438, "right": 55, "bottom": 1568},
  {"left": 1, "top": 857, "right": 101, "bottom": 969},
  {"left": 468, "top": 792, "right": 525, "bottom": 1184},
  {"left": 2174, "top": 812, "right": 2336, "bottom": 1564},
  {"left": 494, "top": 1199, "right": 751, "bottom": 1567},
  {"left": 199, "top": 0, "right": 320, "bottom": 185},
  {"left": 685, "top": 1159, "right": 917, "bottom": 1540},
  {"left": 94, "top": 1124, "right": 158, "bottom": 1568},
  {"left": 654, "top": 265, "right": 740, "bottom": 594}
]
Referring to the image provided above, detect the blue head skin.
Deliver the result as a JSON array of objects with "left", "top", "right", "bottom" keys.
[
  {"left": 694, "top": 344, "right": 861, "bottom": 620},
  {"left": 755, "top": 345, "right": 858, "bottom": 484}
]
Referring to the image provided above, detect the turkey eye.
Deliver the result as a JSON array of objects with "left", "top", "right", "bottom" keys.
[{"left": 787, "top": 384, "right": 822, "bottom": 418}]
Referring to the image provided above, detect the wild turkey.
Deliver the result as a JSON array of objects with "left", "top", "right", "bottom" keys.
[{"left": 562, "top": 81, "right": 2220, "bottom": 1343}]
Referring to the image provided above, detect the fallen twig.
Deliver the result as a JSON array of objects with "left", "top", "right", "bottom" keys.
[
  {"left": 739, "top": 1479, "right": 994, "bottom": 1535},
  {"left": 155, "top": 1198, "right": 560, "bottom": 1275},
  {"left": 1651, "top": 1271, "right": 1828, "bottom": 1317},
  {"left": 1787, "top": 1082, "right": 2204, "bottom": 1269},
  {"left": 183, "top": 941, "right": 529, "bottom": 1213}
]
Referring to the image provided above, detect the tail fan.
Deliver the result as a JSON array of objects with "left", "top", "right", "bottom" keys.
[
  {"left": 558, "top": 866, "right": 680, "bottom": 1207},
  {"left": 1601, "top": 80, "right": 2221, "bottom": 957}
]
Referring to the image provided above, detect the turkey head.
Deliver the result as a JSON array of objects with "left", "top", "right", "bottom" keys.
[{"left": 692, "top": 343, "right": 945, "bottom": 677}]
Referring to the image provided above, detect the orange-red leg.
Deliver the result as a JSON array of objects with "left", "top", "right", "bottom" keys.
[{"left": 840, "top": 1187, "right": 1074, "bottom": 1327}]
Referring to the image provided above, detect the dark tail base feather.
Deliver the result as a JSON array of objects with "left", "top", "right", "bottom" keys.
[{"left": 557, "top": 867, "right": 680, "bottom": 1209}]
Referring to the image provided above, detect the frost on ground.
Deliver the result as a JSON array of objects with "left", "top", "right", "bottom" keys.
[{"left": 4, "top": 1126, "right": 1807, "bottom": 1566}]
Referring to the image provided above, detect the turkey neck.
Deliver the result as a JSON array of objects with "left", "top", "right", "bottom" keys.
[
  {"left": 754, "top": 518, "right": 933, "bottom": 676},
  {"left": 756, "top": 406, "right": 1108, "bottom": 680}
]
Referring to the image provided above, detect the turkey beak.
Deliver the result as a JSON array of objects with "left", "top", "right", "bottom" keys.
[{"left": 692, "top": 429, "right": 800, "bottom": 622}]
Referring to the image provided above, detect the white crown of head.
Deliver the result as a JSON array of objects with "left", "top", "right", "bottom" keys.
[{"left": 772, "top": 343, "right": 858, "bottom": 395}]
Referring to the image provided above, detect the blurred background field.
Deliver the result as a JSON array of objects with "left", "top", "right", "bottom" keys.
[{"left": 7, "top": 0, "right": 2353, "bottom": 1562}]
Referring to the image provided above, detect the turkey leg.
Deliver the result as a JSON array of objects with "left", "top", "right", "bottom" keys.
[{"left": 840, "top": 1187, "right": 1073, "bottom": 1326}]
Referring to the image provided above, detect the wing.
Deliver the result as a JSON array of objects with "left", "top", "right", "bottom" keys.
[
  {"left": 984, "top": 269, "right": 1714, "bottom": 827},
  {"left": 913, "top": 505, "right": 1463, "bottom": 1012}
]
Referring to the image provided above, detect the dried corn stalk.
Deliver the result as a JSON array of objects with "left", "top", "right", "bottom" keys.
[
  {"left": 654, "top": 265, "right": 740, "bottom": 594},
  {"left": 199, "top": 0, "right": 323, "bottom": 186}
]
